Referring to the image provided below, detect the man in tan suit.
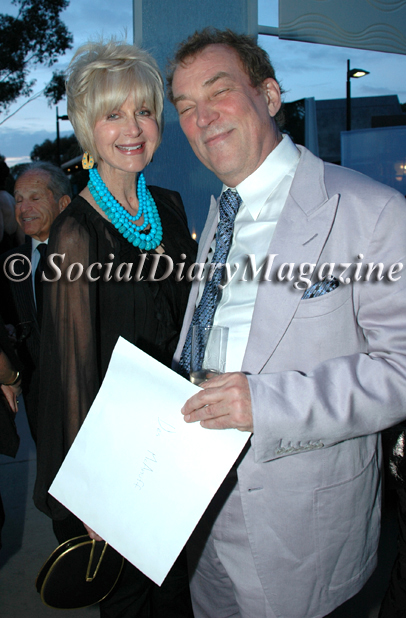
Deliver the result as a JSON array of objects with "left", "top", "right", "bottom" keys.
[{"left": 168, "top": 29, "right": 406, "bottom": 618}]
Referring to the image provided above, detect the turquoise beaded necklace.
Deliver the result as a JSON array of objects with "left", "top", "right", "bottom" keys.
[{"left": 88, "top": 168, "right": 163, "bottom": 250}]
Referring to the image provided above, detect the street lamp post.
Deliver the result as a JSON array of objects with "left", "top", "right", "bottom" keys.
[
  {"left": 133, "top": 0, "right": 142, "bottom": 46},
  {"left": 346, "top": 60, "right": 370, "bottom": 131},
  {"left": 56, "top": 106, "right": 69, "bottom": 166}
]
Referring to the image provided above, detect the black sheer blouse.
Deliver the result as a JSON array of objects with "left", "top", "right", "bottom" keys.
[{"left": 34, "top": 186, "right": 197, "bottom": 519}]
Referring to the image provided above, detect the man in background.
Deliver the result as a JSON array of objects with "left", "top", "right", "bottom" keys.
[{"left": 0, "top": 161, "right": 71, "bottom": 441}]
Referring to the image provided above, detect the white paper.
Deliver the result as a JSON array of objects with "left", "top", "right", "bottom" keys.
[{"left": 49, "top": 337, "right": 250, "bottom": 585}]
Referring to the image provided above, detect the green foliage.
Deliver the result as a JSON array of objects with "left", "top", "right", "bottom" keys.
[
  {"left": 0, "top": 0, "right": 73, "bottom": 112},
  {"left": 30, "top": 133, "right": 81, "bottom": 165},
  {"left": 44, "top": 71, "right": 67, "bottom": 107},
  {"left": 8, "top": 162, "right": 30, "bottom": 182},
  {"left": 283, "top": 99, "right": 306, "bottom": 146}
]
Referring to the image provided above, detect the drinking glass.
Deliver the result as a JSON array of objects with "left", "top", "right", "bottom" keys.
[{"left": 190, "top": 325, "right": 229, "bottom": 385}]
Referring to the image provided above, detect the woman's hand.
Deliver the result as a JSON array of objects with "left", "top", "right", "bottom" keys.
[
  {"left": 4, "top": 323, "right": 17, "bottom": 345},
  {"left": 1, "top": 382, "right": 21, "bottom": 413},
  {"left": 83, "top": 522, "right": 104, "bottom": 541}
]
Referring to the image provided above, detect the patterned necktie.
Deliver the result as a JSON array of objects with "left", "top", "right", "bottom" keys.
[
  {"left": 34, "top": 243, "right": 47, "bottom": 326},
  {"left": 178, "top": 189, "right": 242, "bottom": 377}
]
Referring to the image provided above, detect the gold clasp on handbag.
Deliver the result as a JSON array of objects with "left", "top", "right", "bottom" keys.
[{"left": 85, "top": 540, "right": 108, "bottom": 582}]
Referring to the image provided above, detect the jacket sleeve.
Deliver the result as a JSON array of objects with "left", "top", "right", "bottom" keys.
[{"left": 248, "top": 190, "right": 406, "bottom": 463}]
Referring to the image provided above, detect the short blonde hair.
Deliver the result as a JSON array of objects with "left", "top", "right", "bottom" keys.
[{"left": 66, "top": 38, "right": 164, "bottom": 163}]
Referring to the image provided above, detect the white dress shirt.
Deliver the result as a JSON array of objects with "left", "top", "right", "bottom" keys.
[{"left": 212, "top": 135, "right": 300, "bottom": 372}]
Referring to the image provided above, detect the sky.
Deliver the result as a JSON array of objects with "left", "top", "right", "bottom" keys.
[{"left": 0, "top": 0, "right": 405, "bottom": 167}]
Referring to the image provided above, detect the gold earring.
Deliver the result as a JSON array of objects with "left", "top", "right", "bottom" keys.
[{"left": 82, "top": 152, "right": 94, "bottom": 169}]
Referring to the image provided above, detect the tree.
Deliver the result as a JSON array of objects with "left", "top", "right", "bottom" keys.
[
  {"left": 0, "top": 0, "right": 73, "bottom": 113},
  {"left": 30, "top": 134, "right": 81, "bottom": 165},
  {"left": 283, "top": 99, "right": 306, "bottom": 146},
  {"left": 29, "top": 134, "right": 88, "bottom": 195}
]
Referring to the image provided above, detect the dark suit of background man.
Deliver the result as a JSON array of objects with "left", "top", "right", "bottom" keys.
[
  {"left": 0, "top": 162, "right": 71, "bottom": 442},
  {"left": 167, "top": 29, "right": 406, "bottom": 618}
]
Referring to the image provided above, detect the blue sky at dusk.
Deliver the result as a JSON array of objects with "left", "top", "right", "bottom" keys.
[{"left": 0, "top": 0, "right": 405, "bottom": 166}]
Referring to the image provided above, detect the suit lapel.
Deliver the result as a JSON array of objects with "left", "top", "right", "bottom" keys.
[
  {"left": 13, "top": 240, "right": 39, "bottom": 331},
  {"left": 196, "top": 195, "right": 219, "bottom": 263},
  {"left": 173, "top": 195, "right": 219, "bottom": 363},
  {"left": 242, "top": 147, "right": 339, "bottom": 374}
]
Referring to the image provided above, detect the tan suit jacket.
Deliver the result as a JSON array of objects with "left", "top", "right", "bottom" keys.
[{"left": 174, "top": 146, "right": 406, "bottom": 617}]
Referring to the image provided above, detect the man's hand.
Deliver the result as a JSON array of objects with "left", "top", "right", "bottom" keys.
[{"left": 181, "top": 372, "right": 253, "bottom": 432}]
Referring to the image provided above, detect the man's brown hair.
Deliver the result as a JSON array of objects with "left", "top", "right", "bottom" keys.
[{"left": 167, "top": 28, "right": 284, "bottom": 124}]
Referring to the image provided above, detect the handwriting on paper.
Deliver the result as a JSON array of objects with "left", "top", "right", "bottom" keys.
[
  {"left": 134, "top": 418, "right": 176, "bottom": 490},
  {"left": 156, "top": 417, "right": 176, "bottom": 437}
]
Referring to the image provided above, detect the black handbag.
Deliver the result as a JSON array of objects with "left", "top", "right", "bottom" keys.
[{"left": 36, "top": 535, "right": 124, "bottom": 609}]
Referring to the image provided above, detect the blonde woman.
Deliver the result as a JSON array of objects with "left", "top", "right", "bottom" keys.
[{"left": 34, "top": 39, "right": 196, "bottom": 618}]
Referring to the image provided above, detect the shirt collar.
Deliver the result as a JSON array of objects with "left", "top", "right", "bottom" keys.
[
  {"left": 221, "top": 134, "right": 300, "bottom": 220},
  {"left": 32, "top": 237, "right": 49, "bottom": 253}
]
